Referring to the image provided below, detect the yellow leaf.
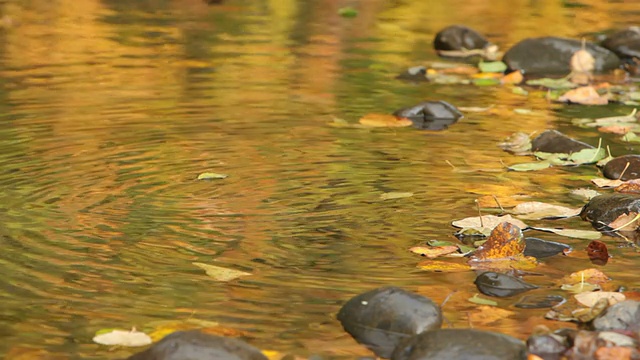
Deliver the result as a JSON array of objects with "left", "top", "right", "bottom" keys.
[
  {"left": 192, "top": 262, "right": 251, "bottom": 281},
  {"left": 409, "top": 245, "right": 458, "bottom": 258},
  {"left": 416, "top": 260, "right": 471, "bottom": 272}
]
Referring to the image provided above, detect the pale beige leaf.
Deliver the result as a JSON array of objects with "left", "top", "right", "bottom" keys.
[
  {"left": 575, "top": 291, "right": 625, "bottom": 307},
  {"left": 451, "top": 214, "right": 528, "bottom": 231},
  {"left": 193, "top": 263, "right": 251, "bottom": 282},
  {"left": 591, "top": 178, "right": 626, "bottom": 188},
  {"left": 93, "top": 329, "right": 152, "bottom": 347},
  {"left": 512, "top": 201, "right": 581, "bottom": 219}
]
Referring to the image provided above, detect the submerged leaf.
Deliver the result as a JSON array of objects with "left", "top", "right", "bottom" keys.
[
  {"left": 93, "top": 329, "right": 152, "bottom": 347},
  {"left": 468, "top": 293, "right": 498, "bottom": 306},
  {"left": 507, "top": 161, "right": 552, "bottom": 172},
  {"left": 498, "top": 132, "right": 532, "bottom": 155},
  {"left": 512, "top": 201, "right": 581, "bottom": 219},
  {"left": 416, "top": 260, "right": 471, "bottom": 272},
  {"left": 409, "top": 245, "right": 458, "bottom": 258},
  {"left": 380, "top": 192, "right": 414, "bottom": 200},
  {"left": 192, "top": 263, "right": 251, "bottom": 281},
  {"left": 197, "top": 172, "right": 228, "bottom": 180}
]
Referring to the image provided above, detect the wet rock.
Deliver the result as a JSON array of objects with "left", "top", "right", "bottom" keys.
[
  {"left": 433, "top": 25, "right": 490, "bottom": 52},
  {"left": 502, "top": 37, "right": 620, "bottom": 75},
  {"left": 527, "top": 334, "right": 567, "bottom": 360},
  {"left": 515, "top": 294, "right": 566, "bottom": 309},
  {"left": 579, "top": 193, "right": 640, "bottom": 230},
  {"left": 127, "top": 330, "right": 267, "bottom": 360},
  {"left": 337, "top": 286, "right": 442, "bottom": 358},
  {"left": 391, "top": 329, "right": 527, "bottom": 360},
  {"left": 392, "top": 101, "right": 463, "bottom": 130},
  {"left": 603, "top": 155, "right": 640, "bottom": 180},
  {"left": 524, "top": 237, "right": 572, "bottom": 259},
  {"left": 593, "top": 300, "right": 640, "bottom": 333},
  {"left": 396, "top": 66, "right": 427, "bottom": 81},
  {"left": 531, "top": 130, "right": 593, "bottom": 154},
  {"left": 602, "top": 27, "right": 640, "bottom": 61},
  {"left": 474, "top": 272, "right": 538, "bottom": 298}
]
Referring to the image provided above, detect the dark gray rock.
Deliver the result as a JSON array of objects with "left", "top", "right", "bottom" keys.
[
  {"left": 602, "top": 27, "right": 640, "bottom": 60},
  {"left": 580, "top": 193, "right": 640, "bottom": 230},
  {"left": 603, "top": 155, "right": 640, "bottom": 180},
  {"left": 393, "top": 101, "right": 463, "bottom": 130},
  {"left": 515, "top": 294, "right": 565, "bottom": 309},
  {"left": 391, "top": 329, "right": 527, "bottom": 360},
  {"left": 527, "top": 334, "right": 567, "bottom": 360},
  {"left": 503, "top": 37, "right": 620, "bottom": 75},
  {"left": 593, "top": 300, "right": 640, "bottom": 333},
  {"left": 396, "top": 66, "right": 427, "bottom": 81},
  {"left": 474, "top": 272, "right": 538, "bottom": 298},
  {"left": 531, "top": 130, "right": 593, "bottom": 154},
  {"left": 524, "top": 237, "right": 572, "bottom": 259},
  {"left": 433, "top": 25, "right": 490, "bottom": 52},
  {"left": 337, "top": 286, "right": 442, "bottom": 358},
  {"left": 127, "top": 331, "right": 267, "bottom": 360}
]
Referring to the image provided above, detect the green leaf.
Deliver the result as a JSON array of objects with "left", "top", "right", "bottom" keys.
[
  {"left": 427, "top": 240, "right": 456, "bottom": 247},
  {"left": 380, "top": 192, "right": 414, "bottom": 200},
  {"left": 530, "top": 227, "right": 602, "bottom": 240},
  {"left": 478, "top": 61, "right": 507, "bottom": 73},
  {"left": 197, "top": 172, "right": 228, "bottom": 180},
  {"left": 622, "top": 132, "right": 640, "bottom": 143},
  {"left": 512, "top": 87, "right": 529, "bottom": 96},
  {"left": 526, "top": 77, "right": 578, "bottom": 89},
  {"left": 338, "top": 7, "right": 358, "bottom": 17},
  {"left": 192, "top": 262, "right": 251, "bottom": 281},
  {"left": 507, "top": 161, "right": 552, "bottom": 171},
  {"left": 468, "top": 293, "right": 498, "bottom": 306},
  {"left": 473, "top": 78, "right": 501, "bottom": 86},
  {"left": 567, "top": 147, "right": 606, "bottom": 164}
]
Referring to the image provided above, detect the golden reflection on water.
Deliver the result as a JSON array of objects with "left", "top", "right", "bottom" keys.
[{"left": 1, "top": 0, "right": 640, "bottom": 358}]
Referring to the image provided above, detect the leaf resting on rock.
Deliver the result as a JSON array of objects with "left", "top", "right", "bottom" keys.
[{"left": 467, "top": 222, "right": 537, "bottom": 270}]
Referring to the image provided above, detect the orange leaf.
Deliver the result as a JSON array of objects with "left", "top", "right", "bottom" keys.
[
  {"left": 471, "top": 222, "right": 525, "bottom": 259},
  {"left": 598, "top": 125, "right": 633, "bottom": 134},
  {"left": 358, "top": 113, "right": 412, "bottom": 127},
  {"left": 501, "top": 70, "right": 523, "bottom": 85},
  {"left": 608, "top": 212, "right": 640, "bottom": 230},
  {"left": 595, "top": 346, "right": 633, "bottom": 360},
  {"left": 409, "top": 245, "right": 458, "bottom": 258},
  {"left": 558, "top": 86, "right": 608, "bottom": 105},
  {"left": 615, "top": 180, "right": 640, "bottom": 194},
  {"left": 416, "top": 260, "right": 471, "bottom": 272},
  {"left": 564, "top": 268, "right": 610, "bottom": 285}
]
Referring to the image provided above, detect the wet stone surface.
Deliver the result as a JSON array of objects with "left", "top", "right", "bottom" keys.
[
  {"left": 393, "top": 101, "right": 463, "bottom": 130},
  {"left": 433, "top": 25, "right": 490, "bottom": 52},
  {"left": 601, "top": 27, "right": 640, "bottom": 61},
  {"left": 603, "top": 155, "right": 640, "bottom": 180},
  {"left": 474, "top": 271, "right": 538, "bottom": 298},
  {"left": 531, "top": 130, "right": 594, "bottom": 154},
  {"left": 579, "top": 193, "right": 640, "bottom": 230}
]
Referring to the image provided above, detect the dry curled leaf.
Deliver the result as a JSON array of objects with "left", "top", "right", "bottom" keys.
[
  {"left": 587, "top": 240, "right": 609, "bottom": 265},
  {"left": 468, "top": 222, "right": 537, "bottom": 270},
  {"left": 615, "top": 179, "right": 640, "bottom": 194},
  {"left": 574, "top": 291, "right": 625, "bottom": 307}
]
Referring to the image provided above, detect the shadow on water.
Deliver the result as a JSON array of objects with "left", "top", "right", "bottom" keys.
[{"left": 1, "top": 0, "right": 640, "bottom": 358}]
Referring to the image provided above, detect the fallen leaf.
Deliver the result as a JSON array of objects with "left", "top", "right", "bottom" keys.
[
  {"left": 416, "top": 260, "right": 471, "bottom": 272},
  {"left": 526, "top": 77, "right": 578, "bottom": 89},
  {"left": 507, "top": 161, "right": 552, "bottom": 172},
  {"left": 501, "top": 70, "right": 523, "bottom": 85},
  {"left": 570, "top": 48, "right": 595, "bottom": 74},
  {"left": 622, "top": 132, "right": 640, "bottom": 143},
  {"left": 468, "top": 222, "right": 538, "bottom": 270},
  {"left": 592, "top": 178, "right": 626, "bottom": 188},
  {"left": 558, "top": 86, "right": 608, "bottom": 105},
  {"left": 380, "top": 192, "right": 414, "bottom": 200},
  {"left": 565, "top": 268, "right": 610, "bottom": 285},
  {"left": 615, "top": 180, "right": 640, "bottom": 194},
  {"left": 561, "top": 282, "right": 601, "bottom": 293},
  {"left": 93, "top": 329, "right": 152, "bottom": 347},
  {"left": 479, "top": 61, "right": 507, "bottom": 73},
  {"left": 608, "top": 212, "right": 640, "bottom": 230},
  {"left": 512, "top": 201, "right": 581, "bottom": 219},
  {"left": 594, "top": 346, "right": 633, "bottom": 360},
  {"left": 192, "top": 263, "right": 251, "bottom": 281},
  {"left": 409, "top": 245, "right": 458, "bottom": 258},
  {"left": 567, "top": 147, "right": 607, "bottom": 165},
  {"left": 337, "top": 7, "right": 358, "bottom": 17},
  {"left": 498, "top": 132, "right": 532, "bottom": 155},
  {"left": 570, "top": 188, "right": 601, "bottom": 200},
  {"left": 451, "top": 214, "right": 528, "bottom": 234},
  {"left": 574, "top": 291, "right": 625, "bottom": 308},
  {"left": 530, "top": 227, "right": 602, "bottom": 240},
  {"left": 593, "top": 108, "right": 638, "bottom": 126},
  {"left": 599, "top": 125, "right": 633, "bottom": 134},
  {"left": 359, "top": 113, "right": 412, "bottom": 128},
  {"left": 587, "top": 240, "right": 609, "bottom": 265},
  {"left": 468, "top": 293, "right": 498, "bottom": 306},
  {"left": 197, "top": 172, "right": 228, "bottom": 180}
]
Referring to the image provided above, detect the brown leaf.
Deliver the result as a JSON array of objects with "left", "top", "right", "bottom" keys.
[
  {"left": 416, "top": 260, "right": 471, "bottom": 272},
  {"left": 359, "top": 113, "right": 412, "bottom": 128},
  {"left": 595, "top": 346, "right": 633, "bottom": 360},
  {"left": 565, "top": 268, "right": 610, "bottom": 285},
  {"left": 608, "top": 212, "right": 640, "bottom": 231},
  {"left": 591, "top": 178, "right": 625, "bottom": 188},
  {"left": 558, "top": 86, "right": 608, "bottom": 105},
  {"left": 409, "top": 245, "right": 458, "bottom": 258},
  {"left": 501, "top": 70, "right": 523, "bottom": 85},
  {"left": 598, "top": 125, "right": 633, "bottom": 134},
  {"left": 575, "top": 291, "right": 625, "bottom": 307},
  {"left": 615, "top": 180, "right": 640, "bottom": 194},
  {"left": 587, "top": 240, "right": 609, "bottom": 265}
]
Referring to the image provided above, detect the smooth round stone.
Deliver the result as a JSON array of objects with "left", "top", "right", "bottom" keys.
[
  {"left": 391, "top": 329, "right": 527, "bottom": 360},
  {"left": 580, "top": 193, "right": 640, "bottom": 229},
  {"left": 603, "top": 155, "right": 640, "bottom": 180},
  {"left": 593, "top": 300, "right": 640, "bottom": 333},
  {"left": 337, "top": 286, "right": 442, "bottom": 358},
  {"left": 433, "top": 25, "right": 489, "bottom": 52},
  {"left": 602, "top": 27, "right": 640, "bottom": 60},
  {"left": 531, "top": 130, "right": 593, "bottom": 154},
  {"left": 474, "top": 272, "right": 538, "bottom": 298},
  {"left": 503, "top": 37, "right": 620, "bottom": 75}
]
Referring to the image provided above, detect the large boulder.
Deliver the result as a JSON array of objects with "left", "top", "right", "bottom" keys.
[
  {"left": 127, "top": 331, "right": 267, "bottom": 360},
  {"left": 503, "top": 37, "right": 620, "bottom": 75},
  {"left": 601, "top": 27, "right": 640, "bottom": 61},
  {"left": 593, "top": 300, "right": 640, "bottom": 333},
  {"left": 337, "top": 286, "right": 442, "bottom": 358},
  {"left": 391, "top": 329, "right": 527, "bottom": 360}
]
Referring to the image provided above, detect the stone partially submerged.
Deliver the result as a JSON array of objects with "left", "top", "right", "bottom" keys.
[
  {"left": 337, "top": 286, "right": 442, "bottom": 358},
  {"left": 601, "top": 27, "right": 640, "bottom": 61},
  {"left": 393, "top": 101, "right": 463, "bottom": 130},
  {"left": 531, "top": 130, "right": 594, "bottom": 154},
  {"left": 580, "top": 193, "right": 640, "bottom": 230},
  {"left": 602, "top": 155, "right": 640, "bottom": 180},
  {"left": 503, "top": 37, "right": 620, "bottom": 75},
  {"left": 434, "top": 25, "right": 490, "bottom": 52}
]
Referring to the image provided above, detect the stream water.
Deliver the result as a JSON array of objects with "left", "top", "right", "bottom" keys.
[{"left": 1, "top": 0, "right": 640, "bottom": 358}]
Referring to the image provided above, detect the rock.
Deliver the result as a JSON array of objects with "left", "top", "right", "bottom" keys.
[
  {"left": 127, "top": 331, "right": 267, "bottom": 360},
  {"left": 474, "top": 272, "right": 538, "bottom": 298},
  {"left": 515, "top": 294, "right": 565, "bottom": 309},
  {"left": 396, "top": 66, "right": 427, "bottom": 81},
  {"left": 392, "top": 101, "right": 463, "bottom": 130},
  {"left": 433, "top": 25, "right": 490, "bottom": 52},
  {"left": 391, "top": 329, "right": 527, "bottom": 360},
  {"left": 531, "top": 130, "right": 593, "bottom": 154},
  {"left": 603, "top": 155, "right": 640, "bottom": 180},
  {"left": 502, "top": 37, "right": 620, "bottom": 75},
  {"left": 524, "top": 237, "right": 572, "bottom": 259},
  {"left": 593, "top": 300, "right": 640, "bottom": 333},
  {"left": 527, "top": 334, "right": 567, "bottom": 360},
  {"left": 601, "top": 27, "right": 640, "bottom": 61},
  {"left": 337, "top": 286, "right": 442, "bottom": 358},
  {"left": 580, "top": 193, "right": 640, "bottom": 230}
]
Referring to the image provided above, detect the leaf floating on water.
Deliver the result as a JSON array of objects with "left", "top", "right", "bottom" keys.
[
  {"left": 197, "top": 172, "right": 228, "bottom": 180},
  {"left": 380, "top": 192, "right": 414, "bottom": 200},
  {"left": 615, "top": 180, "right": 640, "bottom": 194},
  {"left": 591, "top": 178, "right": 626, "bottom": 188},
  {"left": 93, "top": 329, "right": 152, "bottom": 347},
  {"left": 416, "top": 259, "right": 471, "bottom": 272},
  {"left": 498, "top": 132, "right": 532, "bottom": 155},
  {"left": 192, "top": 262, "right": 251, "bottom": 281},
  {"left": 507, "top": 161, "right": 552, "bottom": 172},
  {"left": 467, "top": 222, "right": 538, "bottom": 271},
  {"left": 575, "top": 291, "right": 625, "bottom": 308},
  {"left": 358, "top": 113, "right": 412, "bottom": 128},
  {"left": 468, "top": 293, "right": 498, "bottom": 306},
  {"left": 478, "top": 60, "right": 507, "bottom": 73},
  {"left": 570, "top": 188, "right": 600, "bottom": 200},
  {"left": 526, "top": 77, "right": 577, "bottom": 89},
  {"left": 409, "top": 245, "right": 458, "bottom": 258},
  {"left": 558, "top": 86, "right": 608, "bottom": 105},
  {"left": 337, "top": 7, "right": 358, "bottom": 17},
  {"left": 530, "top": 227, "right": 602, "bottom": 240},
  {"left": 567, "top": 147, "right": 606, "bottom": 164},
  {"left": 451, "top": 214, "right": 528, "bottom": 232},
  {"left": 512, "top": 201, "right": 581, "bottom": 220},
  {"left": 565, "top": 268, "right": 610, "bottom": 285},
  {"left": 561, "top": 282, "right": 600, "bottom": 294}
]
